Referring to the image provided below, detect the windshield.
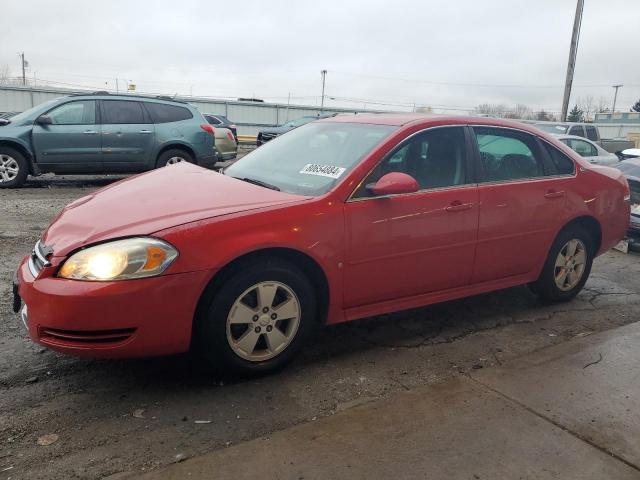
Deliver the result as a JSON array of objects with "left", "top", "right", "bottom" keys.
[
  {"left": 6, "top": 99, "right": 59, "bottom": 124},
  {"left": 226, "top": 122, "right": 397, "bottom": 196},
  {"left": 535, "top": 123, "right": 569, "bottom": 134},
  {"left": 281, "top": 116, "right": 316, "bottom": 128}
]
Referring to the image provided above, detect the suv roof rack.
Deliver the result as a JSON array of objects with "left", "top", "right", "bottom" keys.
[{"left": 67, "top": 91, "right": 188, "bottom": 104}]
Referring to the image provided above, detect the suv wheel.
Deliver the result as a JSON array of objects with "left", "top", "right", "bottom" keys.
[
  {"left": 0, "top": 147, "right": 28, "bottom": 188},
  {"left": 157, "top": 149, "right": 194, "bottom": 168}
]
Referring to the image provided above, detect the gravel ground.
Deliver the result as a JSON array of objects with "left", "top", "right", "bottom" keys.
[{"left": 1, "top": 170, "right": 639, "bottom": 479}]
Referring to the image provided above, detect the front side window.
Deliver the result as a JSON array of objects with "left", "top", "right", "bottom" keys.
[
  {"left": 47, "top": 101, "right": 96, "bottom": 125},
  {"left": 585, "top": 125, "right": 598, "bottom": 141},
  {"left": 474, "top": 127, "right": 544, "bottom": 182},
  {"left": 102, "top": 100, "right": 145, "bottom": 124},
  {"left": 225, "top": 122, "right": 396, "bottom": 196},
  {"left": 354, "top": 127, "right": 468, "bottom": 198},
  {"left": 564, "top": 138, "right": 597, "bottom": 158}
]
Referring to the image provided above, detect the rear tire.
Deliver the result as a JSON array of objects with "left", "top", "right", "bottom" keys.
[
  {"left": 529, "top": 225, "right": 594, "bottom": 302},
  {"left": 0, "top": 147, "right": 28, "bottom": 188},
  {"left": 194, "top": 258, "right": 316, "bottom": 377},
  {"left": 156, "top": 149, "right": 194, "bottom": 168}
]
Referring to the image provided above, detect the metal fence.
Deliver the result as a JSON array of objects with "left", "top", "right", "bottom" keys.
[{"left": 0, "top": 85, "right": 386, "bottom": 136}]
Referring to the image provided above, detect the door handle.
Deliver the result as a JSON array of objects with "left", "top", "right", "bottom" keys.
[
  {"left": 139, "top": 130, "right": 152, "bottom": 134},
  {"left": 83, "top": 130, "right": 98, "bottom": 135},
  {"left": 544, "top": 190, "right": 565, "bottom": 199},
  {"left": 445, "top": 201, "right": 473, "bottom": 212}
]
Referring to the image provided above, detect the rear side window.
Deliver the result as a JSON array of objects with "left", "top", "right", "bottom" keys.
[
  {"left": 145, "top": 103, "right": 193, "bottom": 123},
  {"left": 543, "top": 143, "right": 576, "bottom": 175},
  {"left": 566, "top": 139, "right": 597, "bottom": 158},
  {"left": 473, "top": 127, "right": 544, "bottom": 182},
  {"left": 47, "top": 101, "right": 96, "bottom": 125},
  {"left": 568, "top": 125, "right": 585, "bottom": 137},
  {"left": 585, "top": 125, "right": 598, "bottom": 141},
  {"left": 205, "top": 115, "right": 221, "bottom": 125},
  {"left": 102, "top": 101, "right": 146, "bottom": 124}
]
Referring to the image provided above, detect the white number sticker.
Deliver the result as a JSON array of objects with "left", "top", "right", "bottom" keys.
[{"left": 299, "top": 164, "right": 346, "bottom": 179}]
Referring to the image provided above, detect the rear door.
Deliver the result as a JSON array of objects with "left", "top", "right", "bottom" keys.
[
  {"left": 31, "top": 100, "right": 102, "bottom": 172},
  {"left": 100, "top": 100, "right": 155, "bottom": 171},
  {"left": 470, "top": 126, "right": 573, "bottom": 283}
]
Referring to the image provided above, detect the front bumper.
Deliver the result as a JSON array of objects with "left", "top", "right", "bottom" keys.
[{"left": 15, "top": 256, "right": 214, "bottom": 359}]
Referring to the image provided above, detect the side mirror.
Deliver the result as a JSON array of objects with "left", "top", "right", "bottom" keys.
[
  {"left": 36, "top": 115, "right": 52, "bottom": 125},
  {"left": 367, "top": 172, "right": 419, "bottom": 196}
]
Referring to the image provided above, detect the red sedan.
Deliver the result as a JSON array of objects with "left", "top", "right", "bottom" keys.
[{"left": 14, "top": 114, "right": 630, "bottom": 376}]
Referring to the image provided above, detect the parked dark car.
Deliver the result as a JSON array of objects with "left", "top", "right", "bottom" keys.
[
  {"left": 203, "top": 114, "right": 238, "bottom": 142},
  {"left": 256, "top": 113, "right": 337, "bottom": 146},
  {"left": 617, "top": 155, "right": 640, "bottom": 249},
  {"left": 0, "top": 93, "right": 218, "bottom": 188}
]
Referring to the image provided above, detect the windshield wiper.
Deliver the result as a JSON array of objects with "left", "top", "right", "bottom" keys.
[{"left": 238, "top": 177, "right": 281, "bottom": 191}]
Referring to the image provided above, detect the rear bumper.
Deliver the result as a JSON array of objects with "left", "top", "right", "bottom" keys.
[
  {"left": 197, "top": 153, "right": 219, "bottom": 169},
  {"left": 15, "top": 256, "right": 214, "bottom": 359}
]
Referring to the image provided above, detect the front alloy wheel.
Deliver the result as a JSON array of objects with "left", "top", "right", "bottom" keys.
[
  {"left": 195, "top": 258, "right": 316, "bottom": 376},
  {"left": 227, "top": 281, "right": 301, "bottom": 361}
]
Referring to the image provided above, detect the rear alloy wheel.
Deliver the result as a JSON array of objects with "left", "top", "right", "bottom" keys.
[
  {"left": 0, "top": 148, "right": 28, "bottom": 188},
  {"left": 529, "top": 226, "right": 593, "bottom": 302},
  {"left": 157, "top": 149, "right": 194, "bottom": 168},
  {"left": 195, "top": 258, "right": 316, "bottom": 376}
]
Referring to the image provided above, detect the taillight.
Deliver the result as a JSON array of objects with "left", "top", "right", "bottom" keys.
[
  {"left": 226, "top": 131, "right": 235, "bottom": 142},
  {"left": 200, "top": 124, "right": 215, "bottom": 134}
]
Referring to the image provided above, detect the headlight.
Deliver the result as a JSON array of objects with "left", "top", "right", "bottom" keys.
[
  {"left": 58, "top": 237, "right": 178, "bottom": 281},
  {"left": 631, "top": 204, "right": 640, "bottom": 215}
]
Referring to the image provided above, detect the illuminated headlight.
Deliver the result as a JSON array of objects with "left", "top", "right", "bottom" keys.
[
  {"left": 58, "top": 238, "right": 178, "bottom": 281},
  {"left": 632, "top": 204, "right": 640, "bottom": 215}
]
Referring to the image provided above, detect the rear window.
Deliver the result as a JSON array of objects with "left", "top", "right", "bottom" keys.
[
  {"left": 585, "top": 125, "right": 599, "bottom": 141},
  {"left": 543, "top": 142, "right": 576, "bottom": 175},
  {"left": 145, "top": 103, "right": 193, "bottom": 123}
]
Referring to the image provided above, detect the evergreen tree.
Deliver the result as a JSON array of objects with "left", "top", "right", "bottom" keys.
[
  {"left": 632, "top": 99, "right": 640, "bottom": 113},
  {"left": 567, "top": 104, "right": 584, "bottom": 122}
]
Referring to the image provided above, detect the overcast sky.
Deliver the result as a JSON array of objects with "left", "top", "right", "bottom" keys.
[{"left": 1, "top": 0, "right": 638, "bottom": 114}]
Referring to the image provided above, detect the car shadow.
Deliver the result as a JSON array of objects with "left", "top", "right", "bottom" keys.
[{"left": 23, "top": 175, "right": 129, "bottom": 189}]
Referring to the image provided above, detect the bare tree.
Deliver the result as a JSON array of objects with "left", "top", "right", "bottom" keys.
[
  {"left": 0, "top": 64, "right": 10, "bottom": 85},
  {"left": 578, "top": 95, "right": 596, "bottom": 121},
  {"left": 474, "top": 103, "right": 507, "bottom": 117},
  {"left": 596, "top": 96, "right": 610, "bottom": 114}
]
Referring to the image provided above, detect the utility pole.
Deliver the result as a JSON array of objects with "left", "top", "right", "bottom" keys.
[
  {"left": 560, "top": 0, "right": 584, "bottom": 122},
  {"left": 115, "top": 78, "right": 119, "bottom": 93},
  {"left": 320, "top": 69, "right": 327, "bottom": 112},
  {"left": 286, "top": 92, "right": 291, "bottom": 121},
  {"left": 19, "top": 52, "right": 27, "bottom": 86},
  {"left": 611, "top": 84, "right": 623, "bottom": 113}
]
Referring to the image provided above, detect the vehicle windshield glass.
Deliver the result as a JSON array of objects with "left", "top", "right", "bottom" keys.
[
  {"left": 535, "top": 124, "right": 569, "bottom": 134},
  {"left": 6, "top": 99, "right": 58, "bottom": 124},
  {"left": 225, "top": 122, "right": 397, "bottom": 196},
  {"left": 281, "top": 117, "right": 315, "bottom": 128}
]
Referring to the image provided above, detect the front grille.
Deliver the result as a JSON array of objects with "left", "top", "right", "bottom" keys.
[
  {"left": 40, "top": 327, "right": 136, "bottom": 345},
  {"left": 28, "top": 240, "right": 52, "bottom": 278}
]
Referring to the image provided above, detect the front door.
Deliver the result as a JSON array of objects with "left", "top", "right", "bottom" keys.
[
  {"left": 344, "top": 126, "right": 479, "bottom": 308},
  {"left": 31, "top": 100, "right": 102, "bottom": 172},
  {"left": 100, "top": 100, "right": 155, "bottom": 172}
]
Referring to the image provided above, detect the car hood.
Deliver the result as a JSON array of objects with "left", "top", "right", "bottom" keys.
[{"left": 42, "top": 163, "right": 308, "bottom": 257}]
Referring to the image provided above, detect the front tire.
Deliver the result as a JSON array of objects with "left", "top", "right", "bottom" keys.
[
  {"left": 0, "top": 147, "right": 28, "bottom": 188},
  {"left": 156, "top": 149, "right": 194, "bottom": 168},
  {"left": 529, "top": 226, "right": 594, "bottom": 302},
  {"left": 194, "top": 258, "right": 316, "bottom": 377}
]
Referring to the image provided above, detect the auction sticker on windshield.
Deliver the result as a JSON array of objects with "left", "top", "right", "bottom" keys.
[{"left": 299, "top": 164, "right": 346, "bottom": 179}]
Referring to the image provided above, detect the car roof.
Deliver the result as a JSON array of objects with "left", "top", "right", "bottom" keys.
[
  {"left": 68, "top": 92, "right": 189, "bottom": 105},
  {"left": 321, "top": 113, "right": 551, "bottom": 134},
  {"left": 553, "top": 134, "right": 596, "bottom": 142}
]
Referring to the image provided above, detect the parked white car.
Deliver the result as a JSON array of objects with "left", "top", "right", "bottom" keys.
[{"left": 554, "top": 134, "right": 620, "bottom": 166}]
